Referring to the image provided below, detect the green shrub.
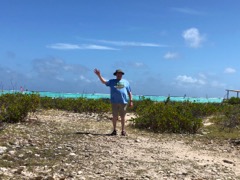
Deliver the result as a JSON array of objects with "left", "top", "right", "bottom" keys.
[
  {"left": 183, "top": 102, "right": 221, "bottom": 118},
  {"left": 39, "top": 97, "right": 111, "bottom": 114},
  {"left": 133, "top": 100, "right": 203, "bottom": 134},
  {"left": 226, "top": 97, "right": 240, "bottom": 105},
  {"left": 213, "top": 105, "right": 240, "bottom": 131},
  {"left": 0, "top": 93, "right": 40, "bottom": 123},
  {"left": 0, "top": 94, "right": 111, "bottom": 123},
  {"left": 128, "top": 98, "right": 154, "bottom": 113},
  {"left": 1, "top": 92, "right": 228, "bottom": 135}
]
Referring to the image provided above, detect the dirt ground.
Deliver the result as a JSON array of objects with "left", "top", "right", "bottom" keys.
[{"left": 0, "top": 109, "right": 239, "bottom": 180}]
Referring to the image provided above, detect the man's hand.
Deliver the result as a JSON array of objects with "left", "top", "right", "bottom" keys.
[
  {"left": 129, "top": 101, "right": 133, "bottom": 107},
  {"left": 94, "top": 68, "right": 107, "bottom": 84},
  {"left": 94, "top": 68, "right": 101, "bottom": 76}
]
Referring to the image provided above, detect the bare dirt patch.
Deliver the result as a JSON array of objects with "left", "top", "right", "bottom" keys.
[{"left": 0, "top": 110, "right": 239, "bottom": 179}]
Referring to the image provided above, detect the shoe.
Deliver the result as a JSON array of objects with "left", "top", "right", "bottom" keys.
[
  {"left": 110, "top": 130, "right": 117, "bottom": 136},
  {"left": 121, "top": 131, "right": 127, "bottom": 136}
]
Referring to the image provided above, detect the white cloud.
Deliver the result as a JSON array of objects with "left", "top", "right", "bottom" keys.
[
  {"left": 85, "top": 44, "right": 118, "bottom": 50},
  {"left": 33, "top": 58, "right": 89, "bottom": 78},
  {"left": 79, "top": 75, "right": 91, "bottom": 83},
  {"left": 198, "top": 79, "right": 206, "bottom": 85},
  {"left": 182, "top": 28, "right": 205, "bottom": 48},
  {"left": 63, "top": 65, "right": 74, "bottom": 71},
  {"left": 164, "top": 52, "right": 179, "bottom": 59},
  {"left": 224, "top": 67, "right": 236, "bottom": 74},
  {"left": 176, "top": 75, "right": 206, "bottom": 85},
  {"left": 56, "top": 77, "right": 65, "bottom": 81},
  {"left": 198, "top": 73, "right": 207, "bottom": 79},
  {"left": 46, "top": 43, "right": 118, "bottom": 50},
  {"left": 172, "top": 7, "right": 205, "bottom": 15},
  {"left": 97, "top": 40, "right": 167, "bottom": 47},
  {"left": 175, "top": 74, "right": 227, "bottom": 90},
  {"left": 133, "top": 62, "right": 145, "bottom": 67},
  {"left": 47, "top": 43, "right": 80, "bottom": 50}
]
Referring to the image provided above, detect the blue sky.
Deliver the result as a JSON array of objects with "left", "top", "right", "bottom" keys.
[{"left": 0, "top": 0, "right": 240, "bottom": 98}]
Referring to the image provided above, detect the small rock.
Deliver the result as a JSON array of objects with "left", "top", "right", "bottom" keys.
[
  {"left": 181, "top": 172, "right": 188, "bottom": 176},
  {"left": 230, "top": 139, "right": 240, "bottom": 146},
  {"left": 0, "top": 167, "right": 8, "bottom": 172},
  {"left": 223, "top": 159, "right": 235, "bottom": 165},
  {"left": 78, "top": 177, "right": 86, "bottom": 180},
  {"left": 18, "top": 154, "right": 24, "bottom": 158},
  {"left": 9, "top": 150, "right": 16, "bottom": 155},
  {"left": 14, "top": 166, "right": 25, "bottom": 174},
  {"left": 0, "top": 146, "right": 7, "bottom": 154},
  {"left": 69, "top": 152, "right": 76, "bottom": 156},
  {"left": 201, "top": 131, "right": 209, "bottom": 135},
  {"left": 77, "top": 171, "right": 83, "bottom": 175},
  {"left": 135, "top": 139, "right": 141, "bottom": 143}
]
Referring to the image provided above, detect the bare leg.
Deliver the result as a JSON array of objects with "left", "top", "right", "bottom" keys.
[
  {"left": 112, "top": 115, "right": 118, "bottom": 131},
  {"left": 120, "top": 104, "right": 127, "bottom": 135},
  {"left": 120, "top": 115, "right": 125, "bottom": 132}
]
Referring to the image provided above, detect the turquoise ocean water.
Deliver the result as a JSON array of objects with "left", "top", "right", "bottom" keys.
[{"left": 0, "top": 90, "right": 223, "bottom": 103}]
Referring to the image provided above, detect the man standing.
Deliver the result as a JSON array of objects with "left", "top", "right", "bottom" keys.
[{"left": 94, "top": 68, "right": 133, "bottom": 136}]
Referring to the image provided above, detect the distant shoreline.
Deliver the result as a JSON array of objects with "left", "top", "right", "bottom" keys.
[{"left": 0, "top": 90, "right": 223, "bottom": 103}]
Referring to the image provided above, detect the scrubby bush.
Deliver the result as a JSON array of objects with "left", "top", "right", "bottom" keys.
[
  {"left": 0, "top": 93, "right": 40, "bottom": 123},
  {"left": 1, "top": 92, "right": 233, "bottom": 135},
  {"left": 39, "top": 97, "right": 111, "bottom": 114},
  {"left": 127, "top": 98, "right": 154, "bottom": 113},
  {"left": 213, "top": 104, "right": 240, "bottom": 131},
  {"left": 226, "top": 97, "right": 240, "bottom": 105},
  {"left": 132, "top": 100, "right": 208, "bottom": 134},
  {"left": 183, "top": 102, "right": 221, "bottom": 118},
  {"left": 0, "top": 94, "right": 111, "bottom": 123}
]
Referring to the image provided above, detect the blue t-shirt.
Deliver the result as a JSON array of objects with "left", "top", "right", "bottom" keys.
[{"left": 106, "top": 79, "right": 131, "bottom": 104}]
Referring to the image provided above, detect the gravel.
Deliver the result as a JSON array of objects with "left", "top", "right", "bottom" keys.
[{"left": 0, "top": 109, "right": 239, "bottom": 180}]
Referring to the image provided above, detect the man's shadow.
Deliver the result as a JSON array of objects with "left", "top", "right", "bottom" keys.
[{"left": 75, "top": 131, "right": 112, "bottom": 136}]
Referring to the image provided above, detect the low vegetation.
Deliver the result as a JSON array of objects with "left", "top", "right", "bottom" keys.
[
  {"left": 0, "top": 93, "right": 39, "bottom": 123},
  {"left": 0, "top": 93, "right": 240, "bottom": 137},
  {"left": 39, "top": 96, "right": 111, "bottom": 114},
  {"left": 0, "top": 94, "right": 239, "bottom": 179}
]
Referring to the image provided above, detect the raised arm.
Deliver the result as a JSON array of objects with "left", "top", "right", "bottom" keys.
[{"left": 94, "top": 68, "right": 107, "bottom": 84}]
